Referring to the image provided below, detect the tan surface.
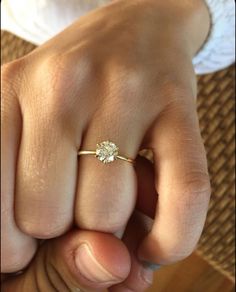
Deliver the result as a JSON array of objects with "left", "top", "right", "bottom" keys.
[
  {"left": 148, "top": 253, "right": 234, "bottom": 292},
  {"left": 1, "top": 30, "right": 235, "bottom": 281}
]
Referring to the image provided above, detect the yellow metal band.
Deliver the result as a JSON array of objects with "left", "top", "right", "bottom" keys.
[{"left": 78, "top": 150, "right": 135, "bottom": 164}]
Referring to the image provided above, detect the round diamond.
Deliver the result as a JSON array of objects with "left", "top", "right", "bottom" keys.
[{"left": 96, "top": 141, "right": 119, "bottom": 163}]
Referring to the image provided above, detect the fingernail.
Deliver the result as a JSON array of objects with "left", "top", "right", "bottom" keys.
[
  {"left": 75, "top": 243, "right": 121, "bottom": 284},
  {"left": 141, "top": 261, "right": 161, "bottom": 271},
  {"left": 140, "top": 268, "right": 153, "bottom": 285}
]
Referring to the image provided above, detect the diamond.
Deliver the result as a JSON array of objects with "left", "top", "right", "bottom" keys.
[{"left": 95, "top": 141, "right": 119, "bottom": 164}]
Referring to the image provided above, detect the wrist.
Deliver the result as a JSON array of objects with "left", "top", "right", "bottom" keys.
[
  {"left": 179, "top": 0, "right": 211, "bottom": 57},
  {"left": 138, "top": 0, "right": 211, "bottom": 58}
]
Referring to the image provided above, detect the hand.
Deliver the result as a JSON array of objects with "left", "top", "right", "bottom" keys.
[
  {"left": 1, "top": 0, "right": 211, "bottom": 290},
  {"left": 1, "top": 228, "right": 131, "bottom": 291},
  {"left": 2, "top": 208, "right": 157, "bottom": 291},
  {"left": 1, "top": 158, "right": 159, "bottom": 292}
]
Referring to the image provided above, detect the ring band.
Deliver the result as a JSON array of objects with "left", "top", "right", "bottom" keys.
[{"left": 78, "top": 141, "right": 135, "bottom": 164}]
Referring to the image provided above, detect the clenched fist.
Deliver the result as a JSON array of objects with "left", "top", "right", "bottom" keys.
[{"left": 1, "top": 0, "right": 211, "bottom": 291}]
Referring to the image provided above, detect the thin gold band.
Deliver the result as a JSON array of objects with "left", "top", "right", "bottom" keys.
[
  {"left": 78, "top": 151, "right": 97, "bottom": 155},
  {"left": 78, "top": 150, "right": 135, "bottom": 164}
]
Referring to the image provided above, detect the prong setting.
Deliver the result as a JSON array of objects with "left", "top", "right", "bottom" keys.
[{"left": 95, "top": 141, "right": 119, "bottom": 164}]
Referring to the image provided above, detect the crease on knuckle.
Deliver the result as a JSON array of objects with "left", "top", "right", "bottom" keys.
[
  {"left": 181, "top": 171, "right": 211, "bottom": 201},
  {"left": 159, "top": 73, "right": 196, "bottom": 106}
]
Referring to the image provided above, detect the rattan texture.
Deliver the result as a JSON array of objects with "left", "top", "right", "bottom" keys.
[
  {"left": 196, "top": 64, "right": 235, "bottom": 282},
  {"left": 1, "top": 30, "right": 235, "bottom": 282}
]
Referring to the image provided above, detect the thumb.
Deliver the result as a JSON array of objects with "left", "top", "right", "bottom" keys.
[{"left": 2, "top": 230, "right": 131, "bottom": 291}]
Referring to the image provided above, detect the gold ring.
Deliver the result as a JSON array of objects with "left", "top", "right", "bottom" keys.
[{"left": 78, "top": 141, "right": 135, "bottom": 164}]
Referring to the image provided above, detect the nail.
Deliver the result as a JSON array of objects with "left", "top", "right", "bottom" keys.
[
  {"left": 75, "top": 243, "right": 121, "bottom": 284},
  {"left": 140, "top": 267, "right": 153, "bottom": 285},
  {"left": 141, "top": 261, "right": 161, "bottom": 271}
]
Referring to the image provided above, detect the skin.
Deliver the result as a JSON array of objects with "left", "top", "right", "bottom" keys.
[{"left": 1, "top": 0, "right": 211, "bottom": 290}]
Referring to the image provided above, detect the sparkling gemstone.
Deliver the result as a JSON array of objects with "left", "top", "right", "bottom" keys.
[{"left": 96, "top": 141, "right": 119, "bottom": 163}]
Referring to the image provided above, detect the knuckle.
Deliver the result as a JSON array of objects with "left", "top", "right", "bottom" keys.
[
  {"left": 1, "top": 241, "right": 36, "bottom": 273},
  {"left": 120, "top": 66, "right": 144, "bottom": 90},
  {"left": 149, "top": 236, "right": 195, "bottom": 265},
  {"left": 1, "top": 63, "right": 12, "bottom": 80},
  {"left": 1, "top": 59, "right": 24, "bottom": 88},
  {"left": 163, "top": 245, "right": 195, "bottom": 264},
  {"left": 2, "top": 257, "right": 23, "bottom": 273},
  {"left": 36, "top": 52, "right": 95, "bottom": 117},
  {"left": 109, "top": 65, "right": 145, "bottom": 100},
  {"left": 182, "top": 171, "right": 211, "bottom": 201},
  {"left": 159, "top": 72, "right": 196, "bottom": 105},
  {"left": 18, "top": 216, "right": 71, "bottom": 239},
  {"left": 1, "top": 62, "right": 16, "bottom": 80},
  {"left": 170, "top": 171, "right": 211, "bottom": 220},
  {"left": 103, "top": 64, "right": 149, "bottom": 118},
  {"left": 169, "top": 234, "right": 198, "bottom": 260},
  {"left": 76, "top": 211, "right": 125, "bottom": 233},
  {"left": 2, "top": 253, "right": 29, "bottom": 273},
  {"left": 42, "top": 52, "right": 95, "bottom": 95}
]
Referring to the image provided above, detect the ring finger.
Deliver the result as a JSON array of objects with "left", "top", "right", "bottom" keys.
[{"left": 75, "top": 103, "right": 148, "bottom": 233}]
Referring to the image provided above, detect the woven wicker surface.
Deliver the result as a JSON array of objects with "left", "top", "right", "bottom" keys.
[
  {"left": 196, "top": 64, "right": 235, "bottom": 282},
  {"left": 1, "top": 30, "right": 235, "bottom": 281}
]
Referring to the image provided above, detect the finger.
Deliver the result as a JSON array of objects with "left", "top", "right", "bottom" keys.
[
  {"left": 110, "top": 157, "right": 158, "bottom": 292},
  {"left": 110, "top": 211, "right": 155, "bottom": 292},
  {"left": 138, "top": 99, "right": 211, "bottom": 265},
  {"left": 75, "top": 99, "right": 149, "bottom": 233},
  {"left": 2, "top": 229, "right": 131, "bottom": 291},
  {"left": 15, "top": 89, "right": 81, "bottom": 239},
  {"left": 1, "top": 64, "right": 37, "bottom": 272}
]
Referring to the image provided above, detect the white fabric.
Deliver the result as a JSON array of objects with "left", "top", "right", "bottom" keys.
[
  {"left": 1, "top": 0, "right": 235, "bottom": 74},
  {"left": 1, "top": 0, "right": 109, "bottom": 45},
  {"left": 193, "top": 0, "right": 235, "bottom": 74}
]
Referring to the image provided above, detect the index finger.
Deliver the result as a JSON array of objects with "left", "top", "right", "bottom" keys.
[{"left": 1, "top": 63, "right": 37, "bottom": 272}]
